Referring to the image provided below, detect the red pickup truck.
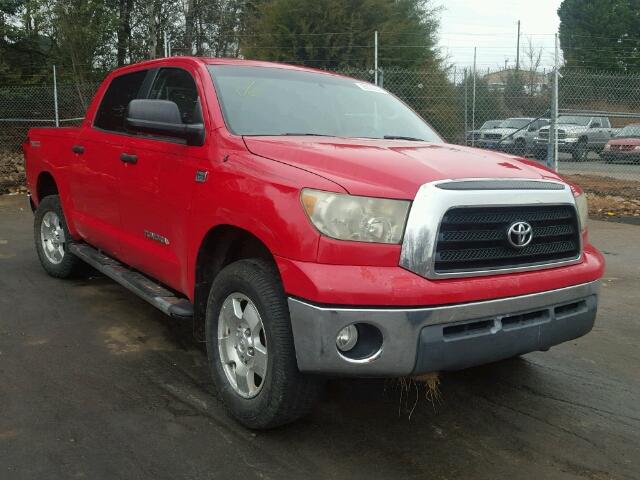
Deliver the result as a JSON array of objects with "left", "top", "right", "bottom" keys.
[{"left": 24, "top": 57, "right": 604, "bottom": 429}]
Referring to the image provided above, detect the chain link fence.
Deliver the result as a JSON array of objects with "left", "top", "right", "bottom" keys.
[{"left": 1, "top": 67, "right": 639, "bottom": 218}]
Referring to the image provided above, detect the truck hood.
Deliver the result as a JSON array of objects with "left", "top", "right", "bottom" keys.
[
  {"left": 482, "top": 127, "right": 518, "bottom": 137},
  {"left": 556, "top": 125, "right": 588, "bottom": 135},
  {"left": 243, "top": 136, "right": 562, "bottom": 199}
]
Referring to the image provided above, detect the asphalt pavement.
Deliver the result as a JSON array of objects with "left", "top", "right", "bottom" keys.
[{"left": 1, "top": 193, "right": 639, "bottom": 480}]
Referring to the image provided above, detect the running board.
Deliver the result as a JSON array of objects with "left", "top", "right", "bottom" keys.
[{"left": 69, "top": 243, "right": 194, "bottom": 319}]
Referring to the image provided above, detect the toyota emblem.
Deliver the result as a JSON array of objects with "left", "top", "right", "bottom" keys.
[{"left": 507, "top": 221, "right": 533, "bottom": 248}]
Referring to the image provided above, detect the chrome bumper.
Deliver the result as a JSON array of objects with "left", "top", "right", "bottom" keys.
[{"left": 288, "top": 281, "right": 599, "bottom": 376}]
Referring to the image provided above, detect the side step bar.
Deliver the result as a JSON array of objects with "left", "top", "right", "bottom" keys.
[{"left": 69, "top": 243, "right": 194, "bottom": 319}]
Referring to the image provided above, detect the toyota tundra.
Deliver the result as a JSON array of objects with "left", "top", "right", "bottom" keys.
[{"left": 23, "top": 57, "right": 604, "bottom": 429}]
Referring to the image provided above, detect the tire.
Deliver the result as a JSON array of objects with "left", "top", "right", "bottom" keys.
[
  {"left": 205, "top": 258, "right": 322, "bottom": 429},
  {"left": 513, "top": 139, "right": 527, "bottom": 157},
  {"left": 533, "top": 148, "right": 547, "bottom": 161},
  {"left": 572, "top": 139, "right": 588, "bottom": 162},
  {"left": 34, "top": 195, "right": 81, "bottom": 278}
]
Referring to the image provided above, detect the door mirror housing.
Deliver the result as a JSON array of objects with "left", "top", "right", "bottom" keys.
[{"left": 125, "top": 99, "right": 205, "bottom": 146}]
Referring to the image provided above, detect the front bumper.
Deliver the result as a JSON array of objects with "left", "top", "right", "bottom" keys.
[
  {"left": 534, "top": 137, "right": 579, "bottom": 152},
  {"left": 601, "top": 151, "right": 640, "bottom": 163},
  {"left": 288, "top": 281, "right": 599, "bottom": 376}
]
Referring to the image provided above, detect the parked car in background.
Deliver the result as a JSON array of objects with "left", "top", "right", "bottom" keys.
[
  {"left": 602, "top": 124, "right": 640, "bottom": 164},
  {"left": 23, "top": 57, "right": 603, "bottom": 429},
  {"left": 478, "top": 117, "right": 549, "bottom": 156},
  {"left": 465, "top": 119, "right": 502, "bottom": 145},
  {"left": 534, "top": 115, "right": 616, "bottom": 161}
]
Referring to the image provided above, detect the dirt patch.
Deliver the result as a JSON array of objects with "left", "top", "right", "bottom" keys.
[
  {"left": 565, "top": 174, "right": 640, "bottom": 219},
  {"left": 0, "top": 151, "right": 26, "bottom": 195},
  {"left": 102, "top": 325, "right": 175, "bottom": 355}
]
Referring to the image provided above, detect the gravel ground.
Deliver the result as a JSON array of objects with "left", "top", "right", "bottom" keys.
[{"left": 0, "top": 193, "right": 639, "bottom": 480}]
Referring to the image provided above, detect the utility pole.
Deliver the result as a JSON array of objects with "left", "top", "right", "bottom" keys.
[
  {"left": 516, "top": 20, "right": 521, "bottom": 71},
  {"left": 374, "top": 30, "right": 379, "bottom": 86}
]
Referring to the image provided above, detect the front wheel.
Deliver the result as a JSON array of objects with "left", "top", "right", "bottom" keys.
[
  {"left": 513, "top": 139, "right": 527, "bottom": 157},
  {"left": 205, "top": 259, "right": 322, "bottom": 429},
  {"left": 572, "top": 139, "right": 588, "bottom": 162},
  {"left": 34, "top": 195, "right": 81, "bottom": 278}
]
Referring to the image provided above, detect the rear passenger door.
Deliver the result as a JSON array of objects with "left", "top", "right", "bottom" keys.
[
  {"left": 70, "top": 69, "right": 149, "bottom": 258},
  {"left": 116, "top": 66, "right": 208, "bottom": 294}
]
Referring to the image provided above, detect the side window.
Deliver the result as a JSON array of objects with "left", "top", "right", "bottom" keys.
[
  {"left": 148, "top": 68, "right": 201, "bottom": 124},
  {"left": 94, "top": 70, "right": 148, "bottom": 132},
  {"left": 602, "top": 117, "right": 611, "bottom": 128}
]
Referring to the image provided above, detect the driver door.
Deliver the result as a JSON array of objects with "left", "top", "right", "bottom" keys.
[{"left": 116, "top": 66, "right": 208, "bottom": 293}]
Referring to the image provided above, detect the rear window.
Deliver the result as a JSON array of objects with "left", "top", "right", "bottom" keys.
[{"left": 94, "top": 70, "right": 148, "bottom": 133}]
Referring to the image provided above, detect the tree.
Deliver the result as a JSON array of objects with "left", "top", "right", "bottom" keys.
[
  {"left": 558, "top": 0, "right": 640, "bottom": 72},
  {"left": 241, "top": 0, "right": 442, "bottom": 70}
]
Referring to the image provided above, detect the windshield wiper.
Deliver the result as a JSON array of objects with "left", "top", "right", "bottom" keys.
[
  {"left": 280, "top": 133, "right": 335, "bottom": 137},
  {"left": 383, "top": 135, "right": 425, "bottom": 141}
]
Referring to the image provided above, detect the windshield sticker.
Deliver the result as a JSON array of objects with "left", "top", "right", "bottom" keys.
[{"left": 354, "top": 82, "right": 388, "bottom": 94}]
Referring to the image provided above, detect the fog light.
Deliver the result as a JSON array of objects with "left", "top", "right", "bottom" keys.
[{"left": 336, "top": 324, "right": 358, "bottom": 352}]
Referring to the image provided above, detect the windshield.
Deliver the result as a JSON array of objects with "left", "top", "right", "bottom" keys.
[
  {"left": 208, "top": 65, "right": 442, "bottom": 142},
  {"left": 616, "top": 124, "right": 640, "bottom": 138},
  {"left": 498, "top": 118, "right": 531, "bottom": 129},
  {"left": 558, "top": 115, "right": 591, "bottom": 126},
  {"left": 481, "top": 120, "right": 501, "bottom": 129}
]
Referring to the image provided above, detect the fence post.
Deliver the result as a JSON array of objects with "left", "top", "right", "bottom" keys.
[
  {"left": 53, "top": 65, "right": 59, "bottom": 127},
  {"left": 472, "top": 48, "right": 477, "bottom": 147},
  {"left": 464, "top": 68, "right": 468, "bottom": 143},
  {"left": 374, "top": 30, "right": 379, "bottom": 86},
  {"left": 547, "top": 34, "right": 559, "bottom": 171}
]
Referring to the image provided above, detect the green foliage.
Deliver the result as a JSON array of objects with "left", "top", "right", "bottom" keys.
[
  {"left": 241, "top": 0, "right": 442, "bottom": 70},
  {"left": 558, "top": 0, "right": 640, "bottom": 72}
]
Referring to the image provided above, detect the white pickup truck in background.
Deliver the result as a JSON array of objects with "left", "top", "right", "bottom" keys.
[{"left": 534, "top": 115, "right": 618, "bottom": 161}]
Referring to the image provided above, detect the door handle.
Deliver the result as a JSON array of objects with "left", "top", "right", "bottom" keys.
[
  {"left": 120, "top": 153, "right": 138, "bottom": 164},
  {"left": 72, "top": 144, "right": 84, "bottom": 154}
]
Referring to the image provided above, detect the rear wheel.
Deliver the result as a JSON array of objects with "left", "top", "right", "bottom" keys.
[
  {"left": 205, "top": 259, "right": 322, "bottom": 429},
  {"left": 34, "top": 195, "right": 81, "bottom": 278}
]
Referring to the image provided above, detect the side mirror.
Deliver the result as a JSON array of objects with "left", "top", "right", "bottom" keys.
[{"left": 125, "top": 99, "right": 205, "bottom": 146}]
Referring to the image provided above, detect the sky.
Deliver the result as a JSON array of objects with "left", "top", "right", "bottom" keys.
[{"left": 435, "top": 0, "right": 563, "bottom": 72}]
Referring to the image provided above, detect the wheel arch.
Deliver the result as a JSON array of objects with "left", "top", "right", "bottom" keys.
[
  {"left": 35, "top": 171, "right": 59, "bottom": 204},
  {"left": 192, "top": 224, "right": 278, "bottom": 340}
]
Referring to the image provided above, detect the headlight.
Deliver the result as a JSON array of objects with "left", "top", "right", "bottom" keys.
[
  {"left": 603, "top": 143, "right": 611, "bottom": 150},
  {"left": 301, "top": 189, "right": 410, "bottom": 244},
  {"left": 575, "top": 193, "right": 588, "bottom": 231}
]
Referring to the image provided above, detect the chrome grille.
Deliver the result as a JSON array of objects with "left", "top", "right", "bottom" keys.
[
  {"left": 483, "top": 133, "right": 503, "bottom": 140},
  {"left": 434, "top": 205, "right": 580, "bottom": 273}
]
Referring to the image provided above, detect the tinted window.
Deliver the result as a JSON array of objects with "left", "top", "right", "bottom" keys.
[
  {"left": 148, "top": 68, "right": 201, "bottom": 124},
  {"left": 94, "top": 70, "right": 148, "bottom": 132},
  {"left": 208, "top": 65, "right": 441, "bottom": 142}
]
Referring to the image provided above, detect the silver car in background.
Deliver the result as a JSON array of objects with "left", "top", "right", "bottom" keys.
[{"left": 478, "top": 117, "right": 549, "bottom": 156}]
